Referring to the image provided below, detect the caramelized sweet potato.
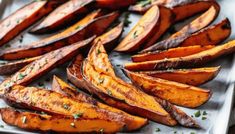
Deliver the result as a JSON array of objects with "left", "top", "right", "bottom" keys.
[
  {"left": 124, "top": 69, "right": 211, "bottom": 108},
  {"left": 0, "top": 37, "right": 95, "bottom": 96},
  {"left": 133, "top": 45, "right": 214, "bottom": 62},
  {"left": 96, "top": 0, "right": 136, "bottom": 10},
  {"left": 140, "top": 18, "right": 231, "bottom": 53},
  {"left": 52, "top": 75, "right": 148, "bottom": 131},
  {"left": 125, "top": 40, "right": 235, "bottom": 71},
  {"left": 30, "top": 0, "right": 95, "bottom": 34},
  {"left": 180, "top": 18, "right": 231, "bottom": 47},
  {"left": 0, "top": 1, "right": 64, "bottom": 46},
  {"left": 67, "top": 23, "right": 123, "bottom": 89},
  {"left": 0, "top": 56, "right": 40, "bottom": 75},
  {"left": 129, "top": 0, "right": 220, "bottom": 22},
  {"left": 4, "top": 85, "right": 138, "bottom": 131},
  {"left": 0, "top": 11, "right": 119, "bottom": 60},
  {"left": 138, "top": 67, "right": 220, "bottom": 86},
  {"left": 115, "top": 6, "right": 160, "bottom": 52},
  {"left": 0, "top": 107, "right": 125, "bottom": 133},
  {"left": 82, "top": 40, "right": 199, "bottom": 127}
]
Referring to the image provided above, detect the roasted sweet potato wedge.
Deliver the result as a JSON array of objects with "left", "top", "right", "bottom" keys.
[
  {"left": 96, "top": 0, "right": 136, "bottom": 10},
  {"left": 83, "top": 41, "right": 199, "bottom": 127},
  {"left": 4, "top": 85, "right": 139, "bottom": 131},
  {"left": 67, "top": 23, "right": 123, "bottom": 89},
  {"left": 30, "top": 0, "right": 95, "bottom": 34},
  {"left": 115, "top": 6, "right": 160, "bottom": 52},
  {"left": 0, "top": 37, "right": 95, "bottom": 96},
  {"left": 52, "top": 75, "right": 148, "bottom": 131},
  {"left": 0, "top": 11, "right": 119, "bottom": 60},
  {"left": 0, "top": 1, "right": 64, "bottom": 46},
  {"left": 124, "top": 69, "right": 212, "bottom": 108},
  {"left": 125, "top": 40, "right": 235, "bottom": 71},
  {"left": 140, "top": 18, "right": 231, "bottom": 53},
  {"left": 129, "top": 0, "right": 220, "bottom": 22},
  {"left": 0, "top": 56, "right": 40, "bottom": 75},
  {"left": 137, "top": 67, "right": 220, "bottom": 86},
  {"left": 0, "top": 107, "right": 125, "bottom": 133},
  {"left": 180, "top": 18, "right": 231, "bottom": 47},
  {"left": 133, "top": 45, "right": 214, "bottom": 62},
  {"left": 144, "top": 6, "right": 174, "bottom": 48}
]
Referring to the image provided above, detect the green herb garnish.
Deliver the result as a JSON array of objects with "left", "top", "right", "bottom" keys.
[
  {"left": 63, "top": 104, "right": 70, "bottom": 110},
  {"left": 18, "top": 73, "right": 26, "bottom": 80},
  {"left": 202, "top": 117, "right": 207, "bottom": 120},
  {"left": 202, "top": 111, "right": 207, "bottom": 115},
  {"left": 123, "top": 12, "right": 131, "bottom": 27},
  {"left": 97, "top": 49, "right": 101, "bottom": 55},
  {"left": 73, "top": 113, "right": 83, "bottom": 119},
  {"left": 194, "top": 110, "right": 201, "bottom": 118},
  {"left": 0, "top": 125, "right": 4, "bottom": 128},
  {"left": 138, "top": 0, "right": 151, "bottom": 7},
  {"left": 155, "top": 128, "right": 161, "bottom": 132},
  {"left": 133, "top": 31, "right": 138, "bottom": 39}
]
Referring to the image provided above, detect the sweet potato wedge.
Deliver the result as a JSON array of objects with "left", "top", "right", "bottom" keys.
[
  {"left": 140, "top": 18, "right": 231, "bottom": 53},
  {"left": 125, "top": 40, "right": 235, "bottom": 71},
  {"left": 144, "top": 6, "right": 174, "bottom": 48},
  {"left": 0, "top": 1, "right": 64, "bottom": 46},
  {"left": 0, "top": 107, "right": 125, "bottom": 133},
  {"left": 180, "top": 18, "right": 231, "bottom": 47},
  {"left": 4, "top": 85, "right": 137, "bottom": 131},
  {"left": 133, "top": 45, "right": 214, "bottom": 62},
  {"left": 129, "top": 0, "right": 220, "bottom": 22},
  {"left": 0, "top": 11, "right": 119, "bottom": 60},
  {"left": 137, "top": 67, "right": 220, "bottom": 86},
  {"left": 96, "top": 0, "right": 136, "bottom": 10},
  {"left": 67, "top": 23, "right": 123, "bottom": 89},
  {"left": 124, "top": 69, "right": 212, "bottom": 108},
  {"left": 30, "top": 0, "right": 95, "bottom": 34},
  {"left": 115, "top": 6, "right": 160, "bottom": 52},
  {"left": 83, "top": 42, "right": 199, "bottom": 127},
  {"left": 52, "top": 75, "right": 148, "bottom": 131},
  {"left": 0, "top": 37, "right": 95, "bottom": 96},
  {"left": 0, "top": 56, "right": 40, "bottom": 75}
]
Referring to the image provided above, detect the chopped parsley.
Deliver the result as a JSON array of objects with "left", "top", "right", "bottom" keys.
[
  {"left": 194, "top": 110, "right": 201, "bottom": 118},
  {"left": 155, "top": 128, "right": 161, "bottom": 132},
  {"left": 18, "top": 73, "right": 26, "bottom": 80},
  {"left": 22, "top": 116, "right": 27, "bottom": 124},
  {"left": 75, "top": 25, "right": 81, "bottom": 30},
  {"left": 73, "top": 113, "right": 83, "bottom": 119},
  {"left": 97, "top": 49, "right": 101, "bottom": 55},
  {"left": 202, "top": 117, "right": 207, "bottom": 120},
  {"left": 0, "top": 125, "right": 4, "bottom": 128},
  {"left": 202, "top": 111, "right": 207, "bottom": 115},
  {"left": 133, "top": 31, "right": 138, "bottom": 39},
  {"left": 190, "top": 132, "right": 196, "bottom": 134},
  {"left": 123, "top": 12, "right": 131, "bottom": 27}
]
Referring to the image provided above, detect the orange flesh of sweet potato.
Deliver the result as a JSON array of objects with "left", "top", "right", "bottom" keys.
[
  {"left": 96, "top": 0, "right": 136, "bottom": 10},
  {"left": 0, "top": 1, "right": 62, "bottom": 46},
  {"left": 132, "top": 45, "right": 214, "bottom": 62},
  {"left": 140, "top": 18, "right": 231, "bottom": 53},
  {"left": 0, "top": 56, "right": 40, "bottom": 75},
  {"left": 0, "top": 107, "right": 125, "bottom": 133},
  {"left": 180, "top": 18, "right": 231, "bottom": 47},
  {"left": 52, "top": 75, "right": 148, "bottom": 131},
  {"left": 0, "top": 37, "right": 95, "bottom": 96},
  {"left": 138, "top": 67, "right": 220, "bottom": 86},
  {"left": 125, "top": 40, "right": 235, "bottom": 71},
  {"left": 0, "top": 11, "right": 119, "bottom": 60},
  {"left": 143, "top": 6, "right": 174, "bottom": 48},
  {"left": 30, "top": 0, "right": 95, "bottom": 34},
  {"left": 115, "top": 6, "right": 160, "bottom": 52},
  {"left": 4, "top": 85, "right": 134, "bottom": 128},
  {"left": 124, "top": 69, "right": 212, "bottom": 108},
  {"left": 128, "top": 0, "right": 220, "bottom": 22},
  {"left": 83, "top": 41, "right": 179, "bottom": 126}
]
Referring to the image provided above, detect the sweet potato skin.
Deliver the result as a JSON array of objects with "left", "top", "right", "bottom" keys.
[
  {"left": 0, "top": 37, "right": 95, "bottom": 96},
  {"left": 4, "top": 85, "right": 135, "bottom": 130},
  {"left": 129, "top": 0, "right": 220, "bottom": 22},
  {"left": 52, "top": 75, "right": 148, "bottom": 131},
  {"left": 133, "top": 45, "right": 214, "bottom": 62},
  {"left": 0, "top": 1, "right": 63, "bottom": 46},
  {"left": 30, "top": 0, "right": 95, "bottom": 34},
  {"left": 180, "top": 18, "right": 231, "bottom": 47},
  {"left": 124, "top": 70, "right": 212, "bottom": 108},
  {"left": 96, "top": 0, "right": 136, "bottom": 10},
  {"left": 140, "top": 19, "right": 231, "bottom": 53},
  {"left": 0, "top": 56, "right": 40, "bottom": 75},
  {"left": 0, "top": 108, "right": 125, "bottom": 133},
  {"left": 125, "top": 40, "right": 235, "bottom": 71},
  {"left": 0, "top": 11, "right": 119, "bottom": 60},
  {"left": 115, "top": 6, "right": 160, "bottom": 52},
  {"left": 138, "top": 67, "right": 220, "bottom": 86}
]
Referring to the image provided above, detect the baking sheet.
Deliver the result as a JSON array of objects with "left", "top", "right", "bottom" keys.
[{"left": 0, "top": 0, "right": 235, "bottom": 134}]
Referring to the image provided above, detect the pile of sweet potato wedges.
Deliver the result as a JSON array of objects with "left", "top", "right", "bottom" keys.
[{"left": 0, "top": 0, "right": 234, "bottom": 133}]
